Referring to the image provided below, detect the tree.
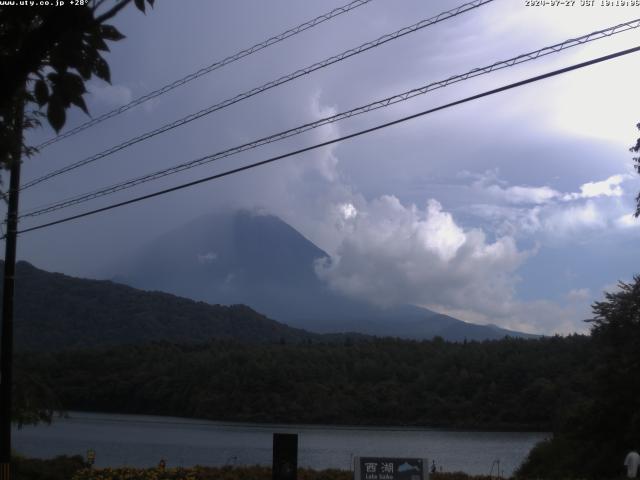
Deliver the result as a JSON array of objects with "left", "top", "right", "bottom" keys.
[
  {"left": 588, "top": 278, "right": 640, "bottom": 451},
  {"left": 631, "top": 123, "right": 640, "bottom": 216},
  {"left": 517, "top": 278, "right": 640, "bottom": 478},
  {"left": 0, "top": 2, "right": 154, "bottom": 477},
  {"left": 0, "top": 0, "right": 155, "bottom": 172}
]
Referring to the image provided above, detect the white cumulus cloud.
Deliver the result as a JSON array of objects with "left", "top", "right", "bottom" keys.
[
  {"left": 563, "top": 174, "right": 631, "bottom": 201},
  {"left": 316, "top": 195, "right": 528, "bottom": 315}
]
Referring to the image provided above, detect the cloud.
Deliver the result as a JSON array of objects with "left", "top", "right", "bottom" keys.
[
  {"left": 312, "top": 195, "right": 596, "bottom": 334},
  {"left": 468, "top": 204, "right": 542, "bottom": 237},
  {"left": 489, "top": 185, "right": 559, "bottom": 204},
  {"left": 88, "top": 83, "right": 133, "bottom": 108},
  {"left": 566, "top": 288, "right": 591, "bottom": 302},
  {"left": 468, "top": 170, "right": 559, "bottom": 205},
  {"left": 307, "top": 92, "right": 340, "bottom": 182},
  {"left": 542, "top": 201, "right": 606, "bottom": 234},
  {"left": 197, "top": 252, "right": 217, "bottom": 264},
  {"left": 339, "top": 202, "right": 357, "bottom": 220},
  {"left": 316, "top": 195, "right": 528, "bottom": 314},
  {"left": 466, "top": 171, "right": 638, "bottom": 239},
  {"left": 486, "top": 184, "right": 560, "bottom": 205},
  {"left": 563, "top": 174, "right": 631, "bottom": 201},
  {"left": 616, "top": 213, "right": 640, "bottom": 228}
]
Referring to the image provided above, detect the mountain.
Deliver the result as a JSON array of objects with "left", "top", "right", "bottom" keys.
[
  {"left": 2, "top": 260, "right": 345, "bottom": 352},
  {"left": 116, "top": 209, "right": 535, "bottom": 341}
]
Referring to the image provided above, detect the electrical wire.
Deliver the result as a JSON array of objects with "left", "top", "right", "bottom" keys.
[
  {"left": 14, "top": 44, "right": 640, "bottom": 237},
  {"left": 21, "top": 0, "right": 494, "bottom": 191},
  {"left": 34, "top": 0, "right": 375, "bottom": 150},
  {"left": 20, "top": 18, "right": 640, "bottom": 219}
]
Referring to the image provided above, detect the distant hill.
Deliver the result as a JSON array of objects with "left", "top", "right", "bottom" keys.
[
  {"left": 116, "top": 209, "right": 536, "bottom": 341},
  {"left": 2, "top": 260, "right": 342, "bottom": 352}
]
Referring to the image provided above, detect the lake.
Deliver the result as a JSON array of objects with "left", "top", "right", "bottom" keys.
[{"left": 13, "top": 412, "right": 548, "bottom": 476}]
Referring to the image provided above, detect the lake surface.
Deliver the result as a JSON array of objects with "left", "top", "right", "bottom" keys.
[{"left": 14, "top": 412, "right": 548, "bottom": 476}]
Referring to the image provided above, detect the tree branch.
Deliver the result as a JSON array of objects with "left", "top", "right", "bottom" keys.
[
  {"left": 95, "top": 0, "right": 132, "bottom": 24},
  {"left": 92, "top": 0, "right": 109, "bottom": 12}
]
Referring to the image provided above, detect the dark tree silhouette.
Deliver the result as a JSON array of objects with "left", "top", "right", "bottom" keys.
[
  {"left": 631, "top": 122, "right": 640, "bottom": 216},
  {"left": 0, "top": 0, "right": 154, "bottom": 428},
  {"left": 0, "top": 0, "right": 154, "bottom": 170},
  {"left": 518, "top": 278, "right": 640, "bottom": 478}
]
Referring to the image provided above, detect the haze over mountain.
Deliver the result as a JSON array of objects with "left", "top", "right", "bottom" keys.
[
  {"left": 116, "top": 210, "right": 535, "bottom": 341},
  {"left": 3, "top": 260, "right": 334, "bottom": 352}
]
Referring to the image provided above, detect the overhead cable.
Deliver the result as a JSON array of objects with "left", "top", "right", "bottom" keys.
[
  {"left": 34, "top": 0, "right": 375, "bottom": 150},
  {"left": 14, "top": 44, "right": 640, "bottom": 237},
  {"left": 21, "top": 0, "right": 494, "bottom": 191},
  {"left": 20, "top": 18, "right": 640, "bottom": 219}
]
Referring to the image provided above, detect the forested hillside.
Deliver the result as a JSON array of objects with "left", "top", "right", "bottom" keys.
[
  {"left": 20, "top": 335, "right": 592, "bottom": 431},
  {"left": 4, "top": 261, "right": 340, "bottom": 351}
]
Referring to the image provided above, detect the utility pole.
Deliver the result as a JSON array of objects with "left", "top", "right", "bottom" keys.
[{"left": 0, "top": 98, "right": 23, "bottom": 480}]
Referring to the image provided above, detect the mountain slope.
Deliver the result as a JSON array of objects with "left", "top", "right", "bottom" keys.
[
  {"left": 117, "top": 209, "right": 535, "bottom": 341},
  {"left": 2, "top": 260, "right": 331, "bottom": 352}
]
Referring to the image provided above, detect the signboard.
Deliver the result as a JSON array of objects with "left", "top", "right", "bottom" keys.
[{"left": 354, "top": 457, "right": 428, "bottom": 480}]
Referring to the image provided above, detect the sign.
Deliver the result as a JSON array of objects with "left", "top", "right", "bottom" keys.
[{"left": 354, "top": 457, "right": 428, "bottom": 480}]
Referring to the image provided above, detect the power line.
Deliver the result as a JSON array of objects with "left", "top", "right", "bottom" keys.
[
  {"left": 20, "top": 18, "right": 640, "bottom": 219},
  {"left": 21, "top": 0, "right": 494, "bottom": 191},
  {"left": 34, "top": 0, "right": 375, "bottom": 150},
  {"left": 14, "top": 44, "right": 640, "bottom": 237}
]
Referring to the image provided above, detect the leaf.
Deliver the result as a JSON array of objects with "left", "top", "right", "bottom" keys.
[
  {"left": 93, "top": 56, "right": 111, "bottom": 83},
  {"left": 76, "top": 59, "right": 92, "bottom": 80},
  {"left": 47, "top": 96, "right": 66, "bottom": 133},
  {"left": 71, "top": 95, "right": 89, "bottom": 115},
  {"left": 92, "top": 34, "right": 110, "bottom": 52},
  {"left": 147, "top": 0, "right": 154, "bottom": 6},
  {"left": 76, "top": 48, "right": 97, "bottom": 80},
  {"left": 99, "top": 24, "right": 125, "bottom": 42},
  {"left": 34, "top": 80, "right": 49, "bottom": 107},
  {"left": 134, "top": 0, "right": 145, "bottom": 13},
  {"left": 63, "top": 72, "right": 86, "bottom": 96}
]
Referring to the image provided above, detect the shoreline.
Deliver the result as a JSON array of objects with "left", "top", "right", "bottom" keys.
[{"left": 51, "top": 410, "right": 552, "bottom": 435}]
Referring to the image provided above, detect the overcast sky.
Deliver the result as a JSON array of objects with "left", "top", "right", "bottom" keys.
[{"left": 9, "top": 0, "right": 640, "bottom": 334}]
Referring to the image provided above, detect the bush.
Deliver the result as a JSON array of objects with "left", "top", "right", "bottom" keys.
[
  {"left": 13, "top": 455, "right": 87, "bottom": 480},
  {"left": 69, "top": 466, "right": 502, "bottom": 480}
]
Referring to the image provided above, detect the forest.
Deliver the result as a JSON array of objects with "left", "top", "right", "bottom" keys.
[
  {"left": 13, "top": 274, "right": 640, "bottom": 479},
  {"left": 19, "top": 335, "right": 591, "bottom": 431}
]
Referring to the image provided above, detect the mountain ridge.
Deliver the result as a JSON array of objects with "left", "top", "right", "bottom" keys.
[
  {"left": 116, "top": 209, "right": 536, "bottom": 341},
  {"left": 2, "top": 260, "right": 365, "bottom": 351}
]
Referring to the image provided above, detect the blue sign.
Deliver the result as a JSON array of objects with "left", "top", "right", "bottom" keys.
[{"left": 355, "top": 457, "right": 428, "bottom": 480}]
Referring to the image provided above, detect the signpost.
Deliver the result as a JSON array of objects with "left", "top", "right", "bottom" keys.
[
  {"left": 273, "top": 433, "right": 298, "bottom": 480},
  {"left": 354, "top": 457, "right": 429, "bottom": 480}
]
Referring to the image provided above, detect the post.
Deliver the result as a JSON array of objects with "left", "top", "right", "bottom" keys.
[
  {"left": 0, "top": 99, "right": 23, "bottom": 480},
  {"left": 272, "top": 433, "right": 298, "bottom": 480}
]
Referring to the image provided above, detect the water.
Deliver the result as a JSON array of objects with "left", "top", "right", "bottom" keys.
[{"left": 13, "top": 412, "right": 548, "bottom": 476}]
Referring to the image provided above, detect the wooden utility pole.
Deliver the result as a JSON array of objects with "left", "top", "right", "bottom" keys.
[{"left": 0, "top": 99, "right": 23, "bottom": 480}]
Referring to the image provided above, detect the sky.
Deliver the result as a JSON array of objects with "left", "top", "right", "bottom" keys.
[{"left": 8, "top": 0, "right": 640, "bottom": 335}]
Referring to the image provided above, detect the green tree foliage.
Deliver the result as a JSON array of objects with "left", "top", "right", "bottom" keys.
[
  {"left": 517, "top": 278, "right": 640, "bottom": 478},
  {"left": 0, "top": 0, "right": 154, "bottom": 169},
  {"left": 20, "top": 335, "right": 592, "bottom": 431}
]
